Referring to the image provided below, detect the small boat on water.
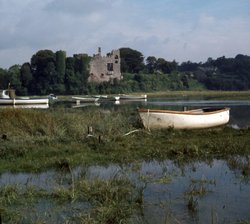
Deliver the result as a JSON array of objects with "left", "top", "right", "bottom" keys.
[
  {"left": 119, "top": 94, "right": 147, "bottom": 100},
  {"left": 48, "top": 93, "right": 58, "bottom": 100},
  {"left": 0, "top": 89, "right": 49, "bottom": 105},
  {"left": 107, "top": 96, "right": 120, "bottom": 101},
  {"left": 92, "top": 95, "right": 120, "bottom": 101},
  {"left": 138, "top": 107, "right": 230, "bottom": 130},
  {"left": 72, "top": 96, "right": 99, "bottom": 104},
  {"left": 92, "top": 95, "right": 108, "bottom": 99}
]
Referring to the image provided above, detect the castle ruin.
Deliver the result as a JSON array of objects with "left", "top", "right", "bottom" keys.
[{"left": 88, "top": 48, "right": 122, "bottom": 83}]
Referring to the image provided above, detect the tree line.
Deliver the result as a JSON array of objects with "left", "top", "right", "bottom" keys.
[{"left": 0, "top": 48, "right": 250, "bottom": 95}]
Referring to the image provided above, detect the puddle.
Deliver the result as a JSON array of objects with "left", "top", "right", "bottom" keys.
[{"left": 0, "top": 159, "right": 250, "bottom": 223}]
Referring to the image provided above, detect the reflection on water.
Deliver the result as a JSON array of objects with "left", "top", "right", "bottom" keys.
[
  {"left": 0, "top": 104, "right": 49, "bottom": 109},
  {"left": 59, "top": 95, "right": 250, "bottom": 128},
  {"left": 1, "top": 95, "right": 249, "bottom": 128},
  {"left": 1, "top": 159, "right": 249, "bottom": 223}
]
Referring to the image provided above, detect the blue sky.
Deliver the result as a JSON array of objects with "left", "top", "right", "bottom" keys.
[{"left": 0, "top": 0, "right": 250, "bottom": 68}]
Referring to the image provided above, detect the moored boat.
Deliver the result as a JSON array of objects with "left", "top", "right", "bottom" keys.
[
  {"left": 138, "top": 107, "right": 230, "bottom": 130},
  {"left": 0, "top": 89, "right": 49, "bottom": 105},
  {"left": 119, "top": 94, "right": 147, "bottom": 100},
  {"left": 108, "top": 96, "right": 120, "bottom": 101},
  {"left": 72, "top": 96, "right": 100, "bottom": 104}
]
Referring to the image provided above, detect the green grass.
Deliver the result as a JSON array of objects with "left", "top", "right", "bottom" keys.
[
  {"left": 0, "top": 107, "right": 250, "bottom": 173},
  {"left": 0, "top": 176, "right": 141, "bottom": 223},
  {"left": 0, "top": 103, "right": 250, "bottom": 223},
  {"left": 146, "top": 90, "right": 250, "bottom": 100}
]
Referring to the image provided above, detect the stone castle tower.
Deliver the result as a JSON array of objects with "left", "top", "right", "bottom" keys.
[{"left": 88, "top": 47, "right": 122, "bottom": 83}]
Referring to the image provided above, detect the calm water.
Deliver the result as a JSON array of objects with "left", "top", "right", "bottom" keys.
[
  {"left": 0, "top": 159, "right": 250, "bottom": 223},
  {"left": 1, "top": 95, "right": 250, "bottom": 223},
  {"left": 80, "top": 95, "right": 250, "bottom": 128}
]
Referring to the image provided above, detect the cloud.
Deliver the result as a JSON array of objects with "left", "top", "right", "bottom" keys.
[
  {"left": 0, "top": 0, "right": 250, "bottom": 68},
  {"left": 45, "top": 0, "right": 108, "bottom": 15}
]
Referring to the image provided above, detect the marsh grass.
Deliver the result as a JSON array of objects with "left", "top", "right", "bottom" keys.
[
  {"left": 227, "top": 156, "right": 250, "bottom": 177},
  {"left": 1, "top": 100, "right": 250, "bottom": 223},
  {"left": 1, "top": 107, "right": 250, "bottom": 173},
  {"left": 147, "top": 90, "right": 250, "bottom": 100},
  {"left": 0, "top": 175, "right": 141, "bottom": 223},
  {"left": 184, "top": 177, "right": 216, "bottom": 217}
]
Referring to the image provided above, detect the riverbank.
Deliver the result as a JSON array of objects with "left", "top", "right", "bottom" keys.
[
  {"left": 146, "top": 90, "right": 250, "bottom": 99},
  {"left": 1, "top": 102, "right": 250, "bottom": 223},
  {"left": 1, "top": 107, "right": 250, "bottom": 173}
]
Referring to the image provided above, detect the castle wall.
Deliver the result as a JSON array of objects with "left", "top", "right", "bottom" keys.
[{"left": 88, "top": 48, "right": 122, "bottom": 83}]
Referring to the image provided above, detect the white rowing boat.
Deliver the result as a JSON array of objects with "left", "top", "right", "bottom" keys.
[
  {"left": 0, "top": 89, "right": 49, "bottom": 105},
  {"left": 72, "top": 96, "right": 99, "bottom": 104},
  {"left": 119, "top": 94, "right": 147, "bottom": 100},
  {"left": 138, "top": 107, "right": 230, "bottom": 130}
]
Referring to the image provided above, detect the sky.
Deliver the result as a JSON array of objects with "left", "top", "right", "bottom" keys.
[{"left": 0, "top": 0, "right": 250, "bottom": 69}]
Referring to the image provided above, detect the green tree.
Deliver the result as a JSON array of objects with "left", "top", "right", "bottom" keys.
[
  {"left": 53, "top": 50, "right": 66, "bottom": 94},
  {"left": 30, "top": 50, "right": 56, "bottom": 94},
  {"left": 0, "top": 68, "right": 9, "bottom": 89},
  {"left": 156, "top": 58, "right": 176, "bottom": 74},
  {"left": 8, "top": 65, "right": 22, "bottom": 95},
  {"left": 20, "top": 63, "right": 32, "bottom": 95},
  {"left": 73, "top": 54, "right": 91, "bottom": 94},
  {"left": 146, "top": 56, "right": 157, "bottom": 73},
  {"left": 120, "top": 48, "right": 145, "bottom": 73}
]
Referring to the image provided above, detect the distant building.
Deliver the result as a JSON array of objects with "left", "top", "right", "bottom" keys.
[{"left": 88, "top": 47, "right": 122, "bottom": 83}]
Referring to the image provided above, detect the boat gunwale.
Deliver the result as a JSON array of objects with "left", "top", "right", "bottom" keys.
[{"left": 138, "top": 107, "right": 230, "bottom": 115}]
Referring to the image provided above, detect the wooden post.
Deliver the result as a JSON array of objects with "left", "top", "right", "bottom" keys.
[
  {"left": 2, "top": 134, "right": 7, "bottom": 140},
  {"left": 88, "top": 126, "right": 93, "bottom": 135}
]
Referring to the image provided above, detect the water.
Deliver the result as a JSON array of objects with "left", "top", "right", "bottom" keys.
[
  {"left": 1, "top": 95, "right": 250, "bottom": 223},
  {"left": 144, "top": 96, "right": 250, "bottom": 128},
  {"left": 85, "top": 96, "right": 250, "bottom": 128},
  {"left": 2, "top": 95, "right": 250, "bottom": 128},
  {"left": 0, "top": 159, "right": 249, "bottom": 223}
]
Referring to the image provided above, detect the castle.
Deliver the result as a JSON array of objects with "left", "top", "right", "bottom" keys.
[{"left": 88, "top": 47, "right": 122, "bottom": 83}]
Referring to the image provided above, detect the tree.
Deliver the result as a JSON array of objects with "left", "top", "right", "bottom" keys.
[
  {"left": 0, "top": 68, "right": 9, "bottom": 89},
  {"left": 64, "top": 55, "right": 91, "bottom": 94},
  {"left": 146, "top": 56, "right": 157, "bottom": 73},
  {"left": 120, "top": 48, "right": 145, "bottom": 73},
  {"left": 55, "top": 50, "right": 66, "bottom": 83},
  {"left": 30, "top": 50, "right": 56, "bottom": 94},
  {"left": 8, "top": 65, "right": 22, "bottom": 95},
  {"left": 156, "top": 58, "right": 174, "bottom": 74},
  {"left": 20, "top": 63, "right": 33, "bottom": 95},
  {"left": 178, "top": 61, "right": 200, "bottom": 72},
  {"left": 74, "top": 54, "right": 91, "bottom": 94},
  {"left": 54, "top": 50, "right": 66, "bottom": 94}
]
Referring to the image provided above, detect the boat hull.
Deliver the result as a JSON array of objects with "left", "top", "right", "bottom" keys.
[
  {"left": 138, "top": 108, "right": 230, "bottom": 129},
  {"left": 0, "top": 98, "right": 49, "bottom": 105},
  {"left": 72, "top": 96, "right": 99, "bottom": 105},
  {"left": 119, "top": 94, "right": 147, "bottom": 100}
]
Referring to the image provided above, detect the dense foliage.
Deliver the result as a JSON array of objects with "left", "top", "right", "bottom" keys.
[
  {"left": 179, "top": 55, "right": 250, "bottom": 90},
  {"left": 0, "top": 48, "right": 249, "bottom": 95}
]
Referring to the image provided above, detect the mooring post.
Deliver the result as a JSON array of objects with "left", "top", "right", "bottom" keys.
[
  {"left": 98, "top": 135, "right": 101, "bottom": 143},
  {"left": 88, "top": 126, "right": 93, "bottom": 135}
]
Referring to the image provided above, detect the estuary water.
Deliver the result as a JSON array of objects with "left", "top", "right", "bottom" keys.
[
  {"left": 1, "top": 95, "right": 250, "bottom": 223},
  {"left": 0, "top": 159, "right": 250, "bottom": 223},
  {"left": 93, "top": 95, "right": 250, "bottom": 128}
]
